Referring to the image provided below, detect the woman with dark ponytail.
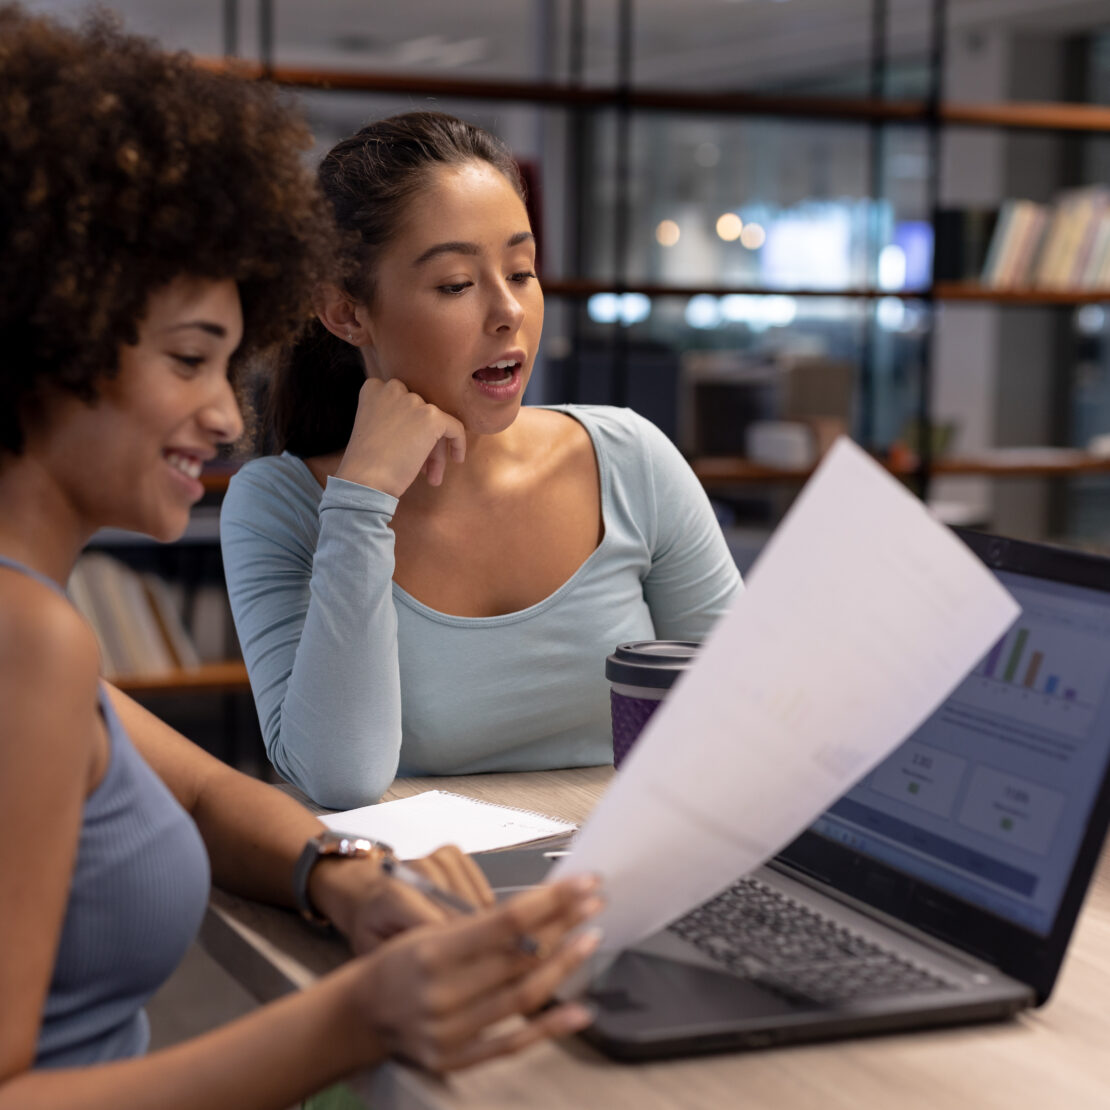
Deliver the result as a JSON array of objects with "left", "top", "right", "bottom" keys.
[{"left": 221, "top": 110, "right": 743, "bottom": 810}]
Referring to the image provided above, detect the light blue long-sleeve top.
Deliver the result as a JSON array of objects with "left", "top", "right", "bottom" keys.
[{"left": 220, "top": 405, "right": 743, "bottom": 809}]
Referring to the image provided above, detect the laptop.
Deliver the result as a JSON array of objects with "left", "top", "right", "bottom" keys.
[{"left": 474, "top": 529, "right": 1110, "bottom": 1059}]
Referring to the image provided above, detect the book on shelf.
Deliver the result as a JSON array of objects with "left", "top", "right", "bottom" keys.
[
  {"left": 67, "top": 553, "right": 220, "bottom": 680},
  {"left": 1007, "top": 204, "right": 1048, "bottom": 288},
  {"left": 189, "top": 582, "right": 239, "bottom": 664},
  {"left": 981, "top": 199, "right": 1047, "bottom": 289},
  {"left": 111, "top": 562, "right": 177, "bottom": 675},
  {"left": 978, "top": 200, "right": 1015, "bottom": 287},
  {"left": 67, "top": 555, "right": 128, "bottom": 677},
  {"left": 142, "top": 574, "right": 202, "bottom": 669},
  {"left": 933, "top": 207, "right": 998, "bottom": 282},
  {"left": 988, "top": 200, "right": 1025, "bottom": 287},
  {"left": 1080, "top": 216, "right": 1110, "bottom": 289},
  {"left": 981, "top": 186, "right": 1110, "bottom": 291}
]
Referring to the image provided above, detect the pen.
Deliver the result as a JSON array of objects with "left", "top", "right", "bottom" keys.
[{"left": 380, "top": 854, "right": 541, "bottom": 956}]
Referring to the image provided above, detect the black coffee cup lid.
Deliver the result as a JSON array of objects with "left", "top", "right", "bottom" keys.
[{"left": 605, "top": 640, "right": 701, "bottom": 689}]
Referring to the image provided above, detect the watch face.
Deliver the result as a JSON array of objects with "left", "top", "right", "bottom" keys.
[{"left": 317, "top": 830, "right": 380, "bottom": 858}]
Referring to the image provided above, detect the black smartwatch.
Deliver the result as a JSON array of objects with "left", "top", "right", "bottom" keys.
[{"left": 292, "top": 830, "right": 386, "bottom": 926}]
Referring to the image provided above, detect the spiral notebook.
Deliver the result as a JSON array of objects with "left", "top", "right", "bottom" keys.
[{"left": 320, "top": 790, "right": 576, "bottom": 859}]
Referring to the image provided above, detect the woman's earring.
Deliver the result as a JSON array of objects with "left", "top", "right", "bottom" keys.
[{"left": 346, "top": 330, "right": 354, "bottom": 343}]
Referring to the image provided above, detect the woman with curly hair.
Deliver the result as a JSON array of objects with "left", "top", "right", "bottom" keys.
[
  {"left": 0, "top": 7, "right": 600, "bottom": 1106},
  {"left": 220, "top": 110, "right": 743, "bottom": 809}
]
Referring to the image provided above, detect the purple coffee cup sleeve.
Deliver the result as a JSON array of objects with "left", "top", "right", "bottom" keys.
[{"left": 610, "top": 687, "right": 664, "bottom": 768}]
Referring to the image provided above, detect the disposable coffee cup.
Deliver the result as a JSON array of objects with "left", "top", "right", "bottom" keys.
[{"left": 605, "top": 640, "right": 700, "bottom": 767}]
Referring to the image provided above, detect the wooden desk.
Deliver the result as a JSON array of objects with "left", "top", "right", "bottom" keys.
[{"left": 200, "top": 767, "right": 1110, "bottom": 1109}]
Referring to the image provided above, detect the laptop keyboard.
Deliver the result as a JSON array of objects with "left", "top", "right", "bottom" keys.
[{"left": 668, "top": 876, "right": 955, "bottom": 1005}]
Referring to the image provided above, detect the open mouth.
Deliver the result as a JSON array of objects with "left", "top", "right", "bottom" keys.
[
  {"left": 163, "top": 449, "right": 203, "bottom": 481},
  {"left": 472, "top": 359, "right": 520, "bottom": 385}
]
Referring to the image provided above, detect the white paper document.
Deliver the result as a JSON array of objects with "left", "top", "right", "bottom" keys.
[
  {"left": 321, "top": 790, "right": 575, "bottom": 859},
  {"left": 551, "top": 437, "right": 1021, "bottom": 952}
]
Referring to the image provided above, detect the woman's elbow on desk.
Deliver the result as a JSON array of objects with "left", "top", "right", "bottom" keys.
[
  {"left": 309, "top": 774, "right": 392, "bottom": 812},
  {"left": 268, "top": 739, "right": 397, "bottom": 811},
  {"left": 260, "top": 707, "right": 401, "bottom": 809}
]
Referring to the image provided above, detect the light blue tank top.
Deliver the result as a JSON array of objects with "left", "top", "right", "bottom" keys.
[{"left": 0, "top": 556, "right": 212, "bottom": 1067}]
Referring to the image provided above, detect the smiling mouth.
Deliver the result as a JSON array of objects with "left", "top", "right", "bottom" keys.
[
  {"left": 163, "top": 449, "right": 203, "bottom": 480},
  {"left": 473, "top": 359, "right": 520, "bottom": 384}
]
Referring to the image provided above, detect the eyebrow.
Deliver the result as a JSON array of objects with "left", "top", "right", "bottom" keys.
[
  {"left": 413, "top": 231, "right": 535, "bottom": 267},
  {"left": 163, "top": 321, "right": 229, "bottom": 338}
]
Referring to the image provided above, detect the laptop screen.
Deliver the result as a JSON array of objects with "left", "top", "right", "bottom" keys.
[{"left": 808, "top": 566, "right": 1110, "bottom": 937}]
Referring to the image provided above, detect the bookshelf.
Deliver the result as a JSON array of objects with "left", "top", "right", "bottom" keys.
[
  {"left": 545, "top": 280, "right": 1110, "bottom": 307},
  {"left": 189, "top": 65, "right": 1110, "bottom": 134},
  {"left": 71, "top": 526, "right": 261, "bottom": 766},
  {"left": 78, "top": 504, "right": 251, "bottom": 697},
  {"left": 694, "top": 448, "right": 1110, "bottom": 490},
  {"left": 201, "top": 466, "right": 239, "bottom": 495},
  {"left": 113, "top": 660, "right": 250, "bottom": 697},
  {"left": 934, "top": 284, "right": 1110, "bottom": 306},
  {"left": 941, "top": 101, "right": 1110, "bottom": 133}
]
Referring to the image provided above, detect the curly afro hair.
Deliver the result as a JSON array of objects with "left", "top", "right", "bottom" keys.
[{"left": 0, "top": 4, "right": 335, "bottom": 454}]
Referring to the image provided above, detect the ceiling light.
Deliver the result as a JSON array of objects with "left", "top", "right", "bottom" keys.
[
  {"left": 716, "top": 213, "right": 743, "bottom": 242},
  {"left": 656, "top": 219, "right": 681, "bottom": 247},
  {"left": 740, "top": 222, "right": 766, "bottom": 250}
]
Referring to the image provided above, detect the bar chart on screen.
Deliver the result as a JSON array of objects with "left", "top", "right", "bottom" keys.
[{"left": 955, "top": 600, "right": 1110, "bottom": 741}]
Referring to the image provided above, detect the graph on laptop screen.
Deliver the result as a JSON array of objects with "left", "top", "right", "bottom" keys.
[{"left": 810, "top": 569, "right": 1110, "bottom": 936}]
